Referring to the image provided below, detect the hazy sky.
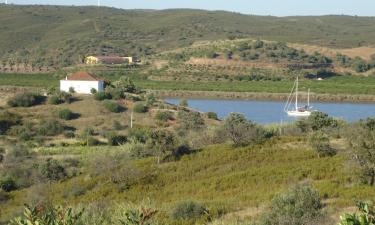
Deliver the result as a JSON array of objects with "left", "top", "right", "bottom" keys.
[{"left": 3, "top": 0, "right": 375, "bottom": 17}]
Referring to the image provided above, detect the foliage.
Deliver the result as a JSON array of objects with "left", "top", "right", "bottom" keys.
[
  {"left": 119, "top": 205, "right": 158, "bottom": 225},
  {"left": 179, "top": 99, "right": 188, "bottom": 107},
  {"left": 338, "top": 201, "right": 375, "bottom": 225},
  {"left": 346, "top": 118, "right": 375, "bottom": 185},
  {"left": 7, "top": 92, "right": 44, "bottom": 107},
  {"left": 0, "top": 177, "right": 17, "bottom": 192},
  {"left": 297, "top": 111, "right": 338, "bottom": 132},
  {"left": 9, "top": 204, "right": 83, "bottom": 225},
  {"left": 145, "top": 93, "right": 157, "bottom": 106},
  {"left": 177, "top": 110, "right": 205, "bottom": 130},
  {"left": 106, "top": 132, "right": 127, "bottom": 146},
  {"left": 133, "top": 103, "right": 148, "bottom": 113},
  {"left": 223, "top": 113, "right": 266, "bottom": 147},
  {"left": 37, "top": 119, "right": 64, "bottom": 136},
  {"left": 171, "top": 201, "right": 208, "bottom": 220},
  {"left": 39, "top": 158, "right": 67, "bottom": 182},
  {"left": 207, "top": 112, "right": 219, "bottom": 120},
  {"left": 260, "top": 184, "right": 324, "bottom": 225},
  {"left": 149, "top": 129, "right": 176, "bottom": 164},
  {"left": 90, "top": 88, "right": 97, "bottom": 94},
  {"left": 309, "top": 131, "right": 336, "bottom": 157},
  {"left": 68, "top": 87, "right": 75, "bottom": 93},
  {"left": 94, "top": 91, "right": 112, "bottom": 101},
  {"left": 155, "top": 111, "right": 174, "bottom": 122},
  {"left": 103, "top": 100, "right": 125, "bottom": 113},
  {"left": 0, "top": 111, "right": 21, "bottom": 134},
  {"left": 63, "top": 131, "right": 75, "bottom": 138},
  {"left": 48, "top": 95, "right": 62, "bottom": 105},
  {"left": 113, "top": 77, "right": 138, "bottom": 94},
  {"left": 58, "top": 109, "right": 75, "bottom": 120}
]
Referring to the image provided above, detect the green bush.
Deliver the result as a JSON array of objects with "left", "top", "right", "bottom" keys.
[
  {"left": 39, "top": 158, "right": 67, "bottom": 182},
  {"left": 171, "top": 201, "right": 208, "bottom": 220},
  {"left": 178, "top": 110, "right": 205, "bottom": 130},
  {"left": 155, "top": 111, "right": 174, "bottom": 122},
  {"left": 260, "top": 184, "right": 324, "bottom": 225},
  {"left": 309, "top": 131, "right": 336, "bottom": 157},
  {"left": 37, "top": 119, "right": 64, "bottom": 136},
  {"left": 90, "top": 88, "right": 97, "bottom": 94},
  {"left": 7, "top": 92, "right": 44, "bottom": 107},
  {"left": 207, "top": 112, "right": 218, "bottom": 120},
  {"left": 48, "top": 95, "right": 61, "bottom": 105},
  {"left": 106, "top": 132, "right": 127, "bottom": 146},
  {"left": 0, "top": 190, "right": 9, "bottom": 203},
  {"left": 94, "top": 92, "right": 112, "bottom": 101},
  {"left": 179, "top": 99, "right": 188, "bottom": 107},
  {"left": 64, "top": 130, "right": 75, "bottom": 138},
  {"left": 133, "top": 103, "right": 148, "bottom": 113},
  {"left": 86, "top": 137, "right": 100, "bottom": 146},
  {"left": 338, "top": 201, "right": 375, "bottom": 225},
  {"left": 60, "top": 91, "right": 74, "bottom": 104},
  {"left": 69, "top": 87, "right": 75, "bottom": 93},
  {"left": 0, "top": 111, "right": 21, "bottom": 134},
  {"left": 0, "top": 177, "right": 17, "bottom": 192},
  {"left": 103, "top": 100, "right": 125, "bottom": 113},
  {"left": 58, "top": 108, "right": 74, "bottom": 120}
]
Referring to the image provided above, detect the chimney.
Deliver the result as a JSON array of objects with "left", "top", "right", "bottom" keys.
[{"left": 65, "top": 76, "right": 68, "bottom": 80}]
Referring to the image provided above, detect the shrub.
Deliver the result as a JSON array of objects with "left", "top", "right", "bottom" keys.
[
  {"left": 155, "top": 111, "right": 174, "bottom": 122},
  {"left": 64, "top": 130, "right": 75, "bottom": 138},
  {"left": 106, "top": 132, "right": 127, "bottom": 146},
  {"left": 60, "top": 91, "right": 74, "bottom": 104},
  {"left": 39, "top": 158, "right": 67, "bottom": 182},
  {"left": 207, "top": 112, "right": 218, "bottom": 120},
  {"left": 260, "top": 184, "right": 324, "bottom": 225},
  {"left": 7, "top": 92, "right": 44, "bottom": 107},
  {"left": 133, "top": 103, "right": 148, "bottom": 113},
  {"left": 0, "top": 190, "right": 9, "bottom": 203},
  {"left": 171, "top": 201, "right": 208, "bottom": 220},
  {"left": 128, "top": 127, "right": 151, "bottom": 143},
  {"left": 179, "top": 99, "right": 188, "bottom": 107},
  {"left": 146, "top": 93, "right": 157, "bottom": 106},
  {"left": 94, "top": 91, "right": 112, "bottom": 101},
  {"left": 113, "top": 120, "right": 123, "bottom": 130},
  {"left": 69, "top": 87, "right": 75, "bottom": 93},
  {"left": 223, "top": 113, "right": 266, "bottom": 147},
  {"left": 81, "top": 127, "right": 95, "bottom": 138},
  {"left": 119, "top": 204, "right": 158, "bottom": 225},
  {"left": 58, "top": 109, "right": 74, "bottom": 120},
  {"left": 178, "top": 110, "right": 205, "bottom": 130},
  {"left": 309, "top": 131, "right": 336, "bottom": 157},
  {"left": 86, "top": 137, "right": 100, "bottom": 146},
  {"left": 0, "top": 177, "right": 17, "bottom": 192},
  {"left": 103, "top": 100, "right": 124, "bottom": 113},
  {"left": 90, "top": 88, "right": 97, "bottom": 94},
  {"left": 37, "top": 119, "right": 64, "bottom": 136},
  {"left": 48, "top": 95, "right": 61, "bottom": 105},
  {"left": 0, "top": 111, "right": 21, "bottom": 134},
  {"left": 297, "top": 111, "right": 338, "bottom": 132}
]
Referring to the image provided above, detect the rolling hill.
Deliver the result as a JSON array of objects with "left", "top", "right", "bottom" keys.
[{"left": 1, "top": 4, "right": 375, "bottom": 70}]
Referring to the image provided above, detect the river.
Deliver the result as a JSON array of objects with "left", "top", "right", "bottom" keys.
[{"left": 165, "top": 98, "right": 375, "bottom": 124}]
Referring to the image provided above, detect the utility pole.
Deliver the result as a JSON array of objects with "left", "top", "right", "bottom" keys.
[
  {"left": 130, "top": 110, "right": 133, "bottom": 129},
  {"left": 97, "top": 0, "right": 100, "bottom": 7}
]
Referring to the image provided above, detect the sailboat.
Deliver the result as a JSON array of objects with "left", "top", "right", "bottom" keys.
[{"left": 284, "top": 77, "right": 313, "bottom": 117}]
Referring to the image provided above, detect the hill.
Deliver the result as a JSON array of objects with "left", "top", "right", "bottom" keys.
[{"left": 1, "top": 4, "right": 375, "bottom": 70}]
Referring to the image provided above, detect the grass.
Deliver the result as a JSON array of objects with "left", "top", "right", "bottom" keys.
[
  {"left": 0, "top": 73, "right": 56, "bottom": 87},
  {"left": 2, "top": 137, "right": 374, "bottom": 222}
]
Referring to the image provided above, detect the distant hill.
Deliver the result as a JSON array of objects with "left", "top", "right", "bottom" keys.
[{"left": 1, "top": 4, "right": 375, "bottom": 70}]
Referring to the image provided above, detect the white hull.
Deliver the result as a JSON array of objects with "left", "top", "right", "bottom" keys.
[{"left": 287, "top": 110, "right": 311, "bottom": 117}]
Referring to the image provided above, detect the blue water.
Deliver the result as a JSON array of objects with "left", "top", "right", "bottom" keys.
[{"left": 166, "top": 98, "right": 375, "bottom": 124}]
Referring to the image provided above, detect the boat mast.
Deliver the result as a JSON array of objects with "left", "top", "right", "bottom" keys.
[
  {"left": 295, "top": 77, "right": 298, "bottom": 110},
  {"left": 307, "top": 88, "right": 310, "bottom": 107}
]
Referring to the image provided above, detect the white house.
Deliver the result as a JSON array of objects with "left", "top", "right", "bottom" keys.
[{"left": 60, "top": 71, "right": 105, "bottom": 94}]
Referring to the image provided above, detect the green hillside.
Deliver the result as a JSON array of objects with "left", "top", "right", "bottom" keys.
[{"left": 1, "top": 4, "right": 375, "bottom": 69}]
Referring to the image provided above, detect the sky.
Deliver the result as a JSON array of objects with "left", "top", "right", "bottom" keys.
[{"left": 3, "top": 0, "right": 375, "bottom": 17}]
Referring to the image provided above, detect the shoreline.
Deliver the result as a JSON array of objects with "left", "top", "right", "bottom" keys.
[{"left": 150, "top": 90, "right": 375, "bottom": 103}]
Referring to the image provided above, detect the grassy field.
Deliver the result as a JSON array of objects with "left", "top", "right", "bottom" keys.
[
  {"left": 2, "top": 73, "right": 375, "bottom": 96},
  {"left": 1, "top": 137, "right": 373, "bottom": 223}
]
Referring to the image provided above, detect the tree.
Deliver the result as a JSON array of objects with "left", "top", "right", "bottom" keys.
[
  {"left": 149, "top": 129, "right": 176, "bottom": 164},
  {"left": 223, "top": 113, "right": 265, "bottom": 147},
  {"left": 338, "top": 201, "right": 375, "bottom": 225},
  {"left": 114, "top": 77, "right": 138, "bottom": 94},
  {"left": 347, "top": 118, "right": 375, "bottom": 186},
  {"left": 309, "top": 131, "right": 336, "bottom": 158},
  {"left": 177, "top": 110, "right": 205, "bottom": 130},
  {"left": 297, "top": 111, "right": 337, "bottom": 132}
]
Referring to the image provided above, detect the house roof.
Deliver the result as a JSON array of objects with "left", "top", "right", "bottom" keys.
[{"left": 64, "top": 71, "right": 103, "bottom": 81}]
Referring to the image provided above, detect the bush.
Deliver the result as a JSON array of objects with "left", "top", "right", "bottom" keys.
[
  {"left": 58, "top": 109, "right": 74, "bottom": 120},
  {"left": 90, "top": 88, "right": 97, "bottom": 94},
  {"left": 338, "top": 201, "right": 375, "bottom": 225},
  {"left": 179, "top": 99, "right": 188, "bottom": 107},
  {"left": 48, "top": 95, "right": 61, "bottom": 105},
  {"left": 178, "top": 110, "right": 205, "bottom": 130},
  {"left": 207, "top": 112, "right": 218, "bottom": 120},
  {"left": 69, "top": 87, "right": 75, "bottom": 93},
  {"left": 133, "top": 103, "right": 148, "bottom": 113},
  {"left": 0, "top": 177, "right": 17, "bottom": 192},
  {"left": 260, "top": 184, "right": 324, "bottom": 225},
  {"left": 297, "top": 111, "right": 338, "bottom": 132},
  {"left": 0, "top": 190, "right": 9, "bottom": 203},
  {"left": 171, "top": 201, "right": 208, "bottom": 220},
  {"left": 60, "top": 91, "right": 74, "bottom": 104},
  {"left": 63, "top": 130, "right": 75, "bottom": 138},
  {"left": 155, "top": 111, "right": 174, "bottom": 122},
  {"left": 94, "top": 91, "right": 112, "bottom": 101},
  {"left": 86, "top": 137, "right": 100, "bottom": 146},
  {"left": 39, "top": 158, "right": 67, "bottom": 182},
  {"left": 106, "top": 132, "right": 127, "bottom": 146},
  {"left": 7, "top": 92, "right": 44, "bottom": 107},
  {"left": 81, "top": 127, "right": 95, "bottom": 138},
  {"left": 309, "top": 131, "right": 336, "bottom": 157},
  {"left": 0, "top": 111, "right": 21, "bottom": 134},
  {"left": 223, "top": 113, "right": 266, "bottom": 147},
  {"left": 103, "top": 100, "right": 124, "bottom": 113},
  {"left": 37, "top": 119, "right": 64, "bottom": 136}
]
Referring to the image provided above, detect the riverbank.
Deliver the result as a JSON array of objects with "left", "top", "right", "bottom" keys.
[{"left": 151, "top": 90, "right": 375, "bottom": 103}]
